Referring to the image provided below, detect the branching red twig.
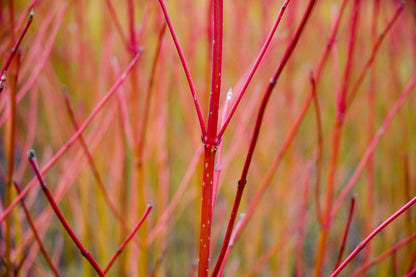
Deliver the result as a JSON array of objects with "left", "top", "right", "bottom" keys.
[
  {"left": 28, "top": 150, "right": 104, "bottom": 276},
  {"left": 212, "top": 0, "right": 317, "bottom": 273},
  {"left": 104, "top": 202, "right": 153, "bottom": 274}
]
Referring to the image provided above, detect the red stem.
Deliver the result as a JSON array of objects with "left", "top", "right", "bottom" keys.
[
  {"left": 104, "top": 202, "right": 152, "bottom": 274},
  {"left": 212, "top": 0, "right": 316, "bottom": 273},
  {"left": 157, "top": 0, "right": 207, "bottom": 137},
  {"left": 333, "top": 196, "right": 356, "bottom": 270},
  {"left": 332, "top": 194, "right": 416, "bottom": 276},
  {"left": 0, "top": 10, "right": 33, "bottom": 94},
  {"left": 28, "top": 150, "right": 104, "bottom": 276},
  {"left": 103, "top": 0, "right": 129, "bottom": 46}
]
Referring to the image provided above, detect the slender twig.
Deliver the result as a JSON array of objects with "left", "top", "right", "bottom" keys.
[
  {"left": 296, "top": 164, "right": 312, "bottom": 277},
  {"left": 217, "top": 213, "right": 245, "bottom": 276},
  {"left": 0, "top": 51, "right": 143, "bottom": 225},
  {"left": 13, "top": 182, "right": 60, "bottom": 277},
  {"left": 212, "top": 0, "right": 317, "bottom": 273},
  {"left": 0, "top": 10, "right": 33, "bottom": 94},
  {"left": 104, "top": 202, "right": 152, "bottom": 274},
  {"left": 157, "top": 0, "right": 206, "bottom": 136},
  {"left": 28, "top": 150, "right": 104, "bottom": 276},
  {"left": 332, "top": 194, "right": 416, "bottom": 276},
  {"left": 333, "top": 196, "right": 356, "bottom": 270},
  {"left": 350, "top": 232, "right": 416, "bottom": 277}
]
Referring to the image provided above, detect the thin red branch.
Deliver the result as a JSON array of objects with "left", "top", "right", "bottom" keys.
[
  {"left": 212, "top": 0, "right": 317, "bottom": 273},
  {"left": 28, "top": 150, "right": 104, "bottom": 276},
  {"left": 157, "top": 0, "right": 207, "bottom": 137},
  {"left": 104, "top": 202, "right": 152, "bottom": 274}
]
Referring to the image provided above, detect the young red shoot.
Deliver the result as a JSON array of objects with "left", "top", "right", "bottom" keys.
[
  {"left": 104, "top": 202, "right": 152, "bottom": 274},
  {"left": 157, "top": 0, "right": 207, "bottom": 136},
  {"left": 0, "top": 10, "right": 33, "bottom": 94},
  {"left": 28, "top": 150, "right": 104, "bottom": 276},
  {"left": 0, "top": 51, "right": 142, "bottom": 225},
  {"left": 333, "top": 196, "right": 356, "bottom": 270}
]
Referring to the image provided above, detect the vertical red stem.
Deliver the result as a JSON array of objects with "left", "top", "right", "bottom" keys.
[{"left": 198, "top": 0, "right": 223, "bottom": 275}]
